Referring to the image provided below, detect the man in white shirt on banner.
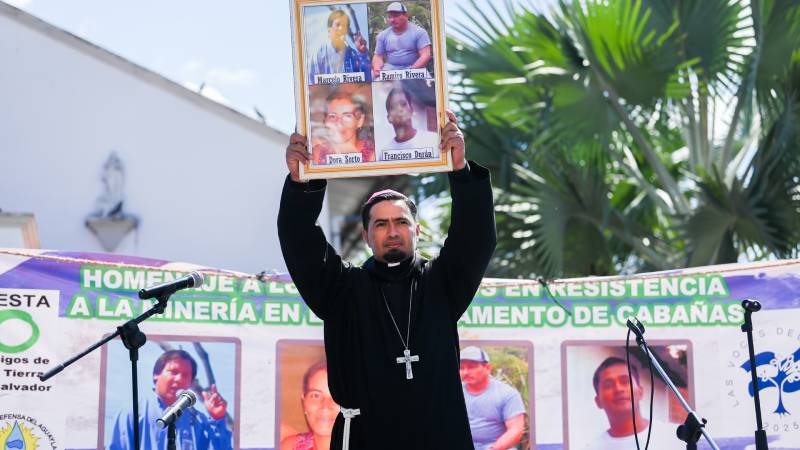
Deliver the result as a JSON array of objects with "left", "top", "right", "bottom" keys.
[{"left": 584, "top": 356, "right": 672, "bottom": 450}]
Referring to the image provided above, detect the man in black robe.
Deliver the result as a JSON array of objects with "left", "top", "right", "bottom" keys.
[{"left": 278, "top": 110, "right": 496, "bottom": 450}]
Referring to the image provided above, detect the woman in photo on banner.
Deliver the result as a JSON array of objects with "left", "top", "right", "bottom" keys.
[
  {"left": 310, "top": 85, "right": 375, "bottom": 165},
  {"left": 281, "top": 361, "right": 340, "bottom": 450}
]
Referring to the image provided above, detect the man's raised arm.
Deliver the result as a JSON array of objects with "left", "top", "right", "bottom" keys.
[
  {"left": 277, "top": 133, "right": 347, "bottom": 321},
  {"left": 434, "top": 111, "right": 497, "bottom": 320}
]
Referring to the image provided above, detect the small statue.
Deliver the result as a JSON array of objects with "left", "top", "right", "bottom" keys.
[{"left": 94, "top": 152, "right": 125, "bottom": 218}]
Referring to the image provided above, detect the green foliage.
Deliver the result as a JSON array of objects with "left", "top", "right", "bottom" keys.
[{"left": 435, "top": 0, "right": 800, "bottom": 278}]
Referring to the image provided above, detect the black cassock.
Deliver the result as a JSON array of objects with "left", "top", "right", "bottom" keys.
[{"left": 278, "top": 162, "right": 496, "bottom": 450}]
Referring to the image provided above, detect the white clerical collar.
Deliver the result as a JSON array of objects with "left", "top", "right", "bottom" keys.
[{"left": 387, "top": 262, "right": 401, "bottom": 267}]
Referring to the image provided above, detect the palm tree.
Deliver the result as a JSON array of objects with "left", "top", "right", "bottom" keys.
[{"left": 443, "top": 0, "right": 800, "bottom": 278}]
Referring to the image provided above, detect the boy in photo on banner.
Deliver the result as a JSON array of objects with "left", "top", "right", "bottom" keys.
[
  {"left": 460, "top": 346, "right": 526, "bottom": 450},
  {"left": 371, "top": 2, "right": 432, "bottom": 79},
  {"left": 280, "top": 361, "right": 340, "bottom": 450},
  {"left": 583, "top": 357, "right": 670, "bottom": 450},
  {"left": 310, "top": 85, "right": 375, "bottom": 165},
  {"left": 381, "top": 83, "right": 438, "bottom": 155},
  {"left": 307, "top": 7, "right": 371, "bottom": 84},
  {"left": 108, "top": 349, "right": 232, "bottom": 450}
]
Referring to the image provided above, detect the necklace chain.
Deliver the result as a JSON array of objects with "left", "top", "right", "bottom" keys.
[{"left": 379, "top": 280, "right": 414, "bottom": 350}]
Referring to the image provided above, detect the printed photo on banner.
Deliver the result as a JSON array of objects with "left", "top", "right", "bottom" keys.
[
  {"left": 97, "top": 335, "right": 241, "bottom": 450},
  {"left": 308, "top": 82, "right": 376, "bottom": 166},
  {"left": 290, "top": 0, "right": 450, "bottom": 179},
  {"left": 304, "top": 4, "right": 372, "bottom": 85},
  {"left": 561, "top": 341, "right": 693, "bottom": 450},
  {"left": 372, "top": 79, "right": 439, "bottom": 162},
  {"left": 459, "top": 341, "right": 535, "bottom": 450},
  {"left": 275, "top": 340, "right": 338, "bottom": 450},
  {"left": 367, "top": 1, "right": 434, "bottom": 82}
]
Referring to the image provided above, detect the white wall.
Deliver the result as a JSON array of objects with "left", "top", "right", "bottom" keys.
[{"left": 0, "top": 5, "right": 318, "bottom": 274}]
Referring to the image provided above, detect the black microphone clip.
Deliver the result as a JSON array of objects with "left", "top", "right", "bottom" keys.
[
  {"left": 741, "top": 298, "right": 762, "bottom": 313},
  {"left": 626, "top": 317, "right": 646, "bottom": 343}
]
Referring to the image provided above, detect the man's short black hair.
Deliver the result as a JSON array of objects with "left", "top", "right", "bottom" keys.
[
  {"left": 385, "top": 86, "right": 414, "bottom": 113},
  {"left": 361, "top": 191, "right": 417, "bottom": 229},
  {"left": 153, "top": 349, "right": 198, "bottom": 380},
  {"left": 592, "top": 356, "right": 639, "bottom": 393}
]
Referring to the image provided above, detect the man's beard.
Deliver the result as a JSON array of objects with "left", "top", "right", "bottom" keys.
[{"left": 383, "top": 248, "right": 410, "bottom": 263}]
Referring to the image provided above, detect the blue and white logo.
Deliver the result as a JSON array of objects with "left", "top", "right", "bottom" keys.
[{"left": 740, "top": 347, "right": 800, "bottom": 416}]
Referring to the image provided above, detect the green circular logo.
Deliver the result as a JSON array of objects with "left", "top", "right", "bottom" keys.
[{"left": 0, "top": 309, "right": 40, "bottom": 353}]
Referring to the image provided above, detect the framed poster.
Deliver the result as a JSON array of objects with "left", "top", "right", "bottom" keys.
[
  {"left": 459, "top": 340, "right": 536, "bottom": 450},
  {"left": 97, "top": 335, "right": 241, "bottom": 450},
  {"left": 561, "top": 340, "right": 694, "bottom": 450},
  {"left": 274, "top": 340, "right": 336, "bottom": 450},
  {"left": 290, "top": 0, "right": 451, "bottom": 179}
]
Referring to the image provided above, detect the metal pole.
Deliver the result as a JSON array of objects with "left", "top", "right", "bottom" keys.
[{"left": 637, "top": 341, "right": 720, "bottom": 450}]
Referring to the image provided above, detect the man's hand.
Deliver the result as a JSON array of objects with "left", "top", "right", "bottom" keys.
[
  {"left": 355, "top": 33, "right": 367, "bottom": 54},
  {"left": 202, "top": 384, "right": 228, "bottom": 421},
  {"left": 286, "top": 132, "right": 310, "bottom": 183},
  {"left": 440, "top": 110, "right": 466, "bottom": 171},
  {"left": 372, "top": 54, "right": 385, "bottom": 79}
]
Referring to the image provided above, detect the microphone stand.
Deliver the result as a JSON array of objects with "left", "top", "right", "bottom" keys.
[
  {"left": 167, "top": 422, "right": 177, "bottom": 450},
  {"left": 741, "top": 299, "right": 769, "bottom": 450},
  {"left": 38, "top": 293, "right": 174, "bottom": 450},
  {"left": 626, "top": 319, "right": 720, "bottom": 450}
]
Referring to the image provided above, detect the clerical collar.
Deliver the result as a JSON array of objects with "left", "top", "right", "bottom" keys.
[
  {"left": 377, "top": 254, "right": 413, "bottom": 273},
  {"left": 365, "top": 253, "right": 419, "bottom": 281}
]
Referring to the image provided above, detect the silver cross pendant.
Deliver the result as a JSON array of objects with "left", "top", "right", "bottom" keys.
[{"left": 396, "top": 348, "right": 420, "bottom": 380}]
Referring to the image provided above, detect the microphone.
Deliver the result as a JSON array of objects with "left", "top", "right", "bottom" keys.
[
  {"left": 742, "top": 299, "right": 762, "bottom": 312},
  {"left": 139, "top": 272, "right": 204, "bottom": 300},
  {"left": 156, "top": 390, "right": 197, "bottom": 430}
]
